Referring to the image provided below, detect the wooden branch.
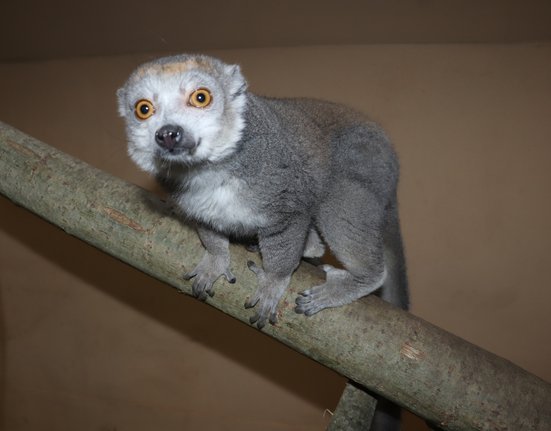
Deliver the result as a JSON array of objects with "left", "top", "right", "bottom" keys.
[
  {"left": 1, "top": 121, "right": 550, "bottom": 431},
  {"left": 328, "top": 382, "right": 377, "bottom": 430}
]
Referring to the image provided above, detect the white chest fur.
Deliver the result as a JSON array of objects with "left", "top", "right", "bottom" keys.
[{"left": 175, "top": 170, "right": 266, "bottom": 234}]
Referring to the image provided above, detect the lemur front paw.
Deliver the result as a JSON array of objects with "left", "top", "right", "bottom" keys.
[
  {"left": 244, "top": 261, "right": 290, "bottom": 329},
  {"left": 184, "top": 251, "right": 236, "bottom": 301}
]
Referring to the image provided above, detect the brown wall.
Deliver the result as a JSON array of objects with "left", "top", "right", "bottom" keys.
[{"left": 1, "top": 44, "right": 550, "bottom": 430}]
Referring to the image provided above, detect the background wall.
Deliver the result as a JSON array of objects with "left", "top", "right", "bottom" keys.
[{"left": 1, "top": 43, "right": 550, "bottom": 430}]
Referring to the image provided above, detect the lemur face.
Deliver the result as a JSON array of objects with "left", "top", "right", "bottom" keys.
[{"left": 117, "top": 55, "right": 247, "bottom": 174}]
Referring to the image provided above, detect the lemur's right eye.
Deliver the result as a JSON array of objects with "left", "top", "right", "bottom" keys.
[{"left": 134, "top": 99, "right": 155, "bottom": 120}]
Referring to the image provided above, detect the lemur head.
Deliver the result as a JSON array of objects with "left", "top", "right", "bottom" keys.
[{"left": 117, "top": 54, "right": 248, "bottom": 174}]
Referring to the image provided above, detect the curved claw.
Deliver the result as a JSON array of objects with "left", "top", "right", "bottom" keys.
[
  {"left": 294, "top": 288, "right": 321, "bottom": 315},
  {"left": 244, "top": 296, "right": 259, "bottom": 309},
  {"left": 249, "top": 312, "right": 275, "bottom": 330},
  {"left": 191, "top": 277, "right": 213, "bottom": 301},
  {"left": 184, "top": 250, "right": 236, "bottom": 300},
  {"left": 247, "top": 260, "right": 260, "bottom": 274},
  {"left": 183, "top": 271, "right": 196, "bottom": 281},
  {"left": 245, "top": 263, "right": 289, "bottom": 330},
  {"left": 249, "top": 313, "right": 264, "bottom": 329}
]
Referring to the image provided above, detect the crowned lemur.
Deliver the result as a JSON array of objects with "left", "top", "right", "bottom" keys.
[
  {"left": 118, "top": 53, "right": 409, "bottom": 431},
  {"left": 117, "top": 54, "right": 409, "bottom": 329}
]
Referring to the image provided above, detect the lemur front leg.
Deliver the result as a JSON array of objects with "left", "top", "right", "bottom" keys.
[
  {"left": 184, "top": 225, "right": 236, "bottom": 300},
  {"left": 245, "top": 220, "right": 309, "bottom": 329}
]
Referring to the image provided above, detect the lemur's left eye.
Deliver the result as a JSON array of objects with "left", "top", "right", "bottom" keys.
[
  {"left": 189, "top": 88, "right": 212, "bottom": 108},
  {"left": 134, "top": 99, "right": 155, "bottom": 120}
]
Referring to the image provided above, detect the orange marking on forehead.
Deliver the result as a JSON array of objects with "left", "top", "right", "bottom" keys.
[{"left": 134, "top": 58, "right": 214, "bottom": 79}]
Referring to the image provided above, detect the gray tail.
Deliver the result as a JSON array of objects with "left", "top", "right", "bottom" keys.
[
  {"left": 380, "top": 196, "right": 409, "bottom": 311},
  {"left": 368, "top": 197, "right": 409, "bottom": 431}
]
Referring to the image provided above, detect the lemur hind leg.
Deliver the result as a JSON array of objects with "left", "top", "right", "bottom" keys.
[{"left": 295, "top": 184, "right": 387, "bottom": 316}]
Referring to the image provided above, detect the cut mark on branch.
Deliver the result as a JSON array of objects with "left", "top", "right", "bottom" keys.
[
  {"left": 103, "top": 207, "right": 147, "bottom": 232},
  {"left": 6, "top": 139, "right": 40, "bottom": 159},
  {"left": 401, "top": 342, "right": 425, "bottom": 361}
]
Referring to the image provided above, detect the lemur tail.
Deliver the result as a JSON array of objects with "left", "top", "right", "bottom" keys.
[
  {"left": 381, "top": 196, "right": 409, "bottom": 311},
  {"left": 370, "top": 197, "right": 408, "bottom": 431}
]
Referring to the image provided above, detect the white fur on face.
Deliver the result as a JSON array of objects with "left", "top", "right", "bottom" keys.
[{"left": 117, "top": 59, "right": 247, "bottom": 176}]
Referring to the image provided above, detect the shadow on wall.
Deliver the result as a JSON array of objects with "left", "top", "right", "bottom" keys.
[{"left": 0, "top": 196, "right": 344, "bottom": 412}]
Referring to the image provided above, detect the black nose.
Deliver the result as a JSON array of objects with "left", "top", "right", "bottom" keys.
[{"left": 155, "top": 125, "right": 184, "bottom": 151}]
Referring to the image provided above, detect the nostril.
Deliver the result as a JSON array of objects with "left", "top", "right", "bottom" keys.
[
  {"left": 155, "top": 125, "right": 184, "bottom": 150},
  {"left": 169, "top": 129, "right": 181, "bottom": 141}
]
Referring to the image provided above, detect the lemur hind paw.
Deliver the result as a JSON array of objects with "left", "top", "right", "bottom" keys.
[{"left": 295, "top": 265, "right": 351, "bottom": 316}]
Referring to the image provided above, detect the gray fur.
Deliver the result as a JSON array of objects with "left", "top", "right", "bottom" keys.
[{"left": 117, "top": 54, "right": 409, "bottom": 330}]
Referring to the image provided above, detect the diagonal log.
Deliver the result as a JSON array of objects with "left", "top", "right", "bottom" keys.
[
  {"left": 328, "top": 382, "right": 378, "bottom": 430},
  {"left": 1, "top": 121, "right": 550, "bottom": 431}
]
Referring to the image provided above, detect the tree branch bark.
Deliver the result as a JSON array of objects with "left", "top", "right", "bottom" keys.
[
  {"left": 328, "top": 382, "right": 377, "bottom": 430},
  {"left": 1, "top": 121, "right": 550, "bottom": 431}
]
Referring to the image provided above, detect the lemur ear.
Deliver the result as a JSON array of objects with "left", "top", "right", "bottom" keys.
[
  {"left": 224, "top": 64, "right": 248, "bottom": 99},
  {"left": 116, "top": 86, "right": 128, "bottom": 118}
]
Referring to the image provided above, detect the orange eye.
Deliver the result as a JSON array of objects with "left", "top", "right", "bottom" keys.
[
  {"left": 189, "top": 88, "right": 212, "bottom": 108},
  {"left": 134, "top": 99, "right": 155, "bottom": 120}
]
